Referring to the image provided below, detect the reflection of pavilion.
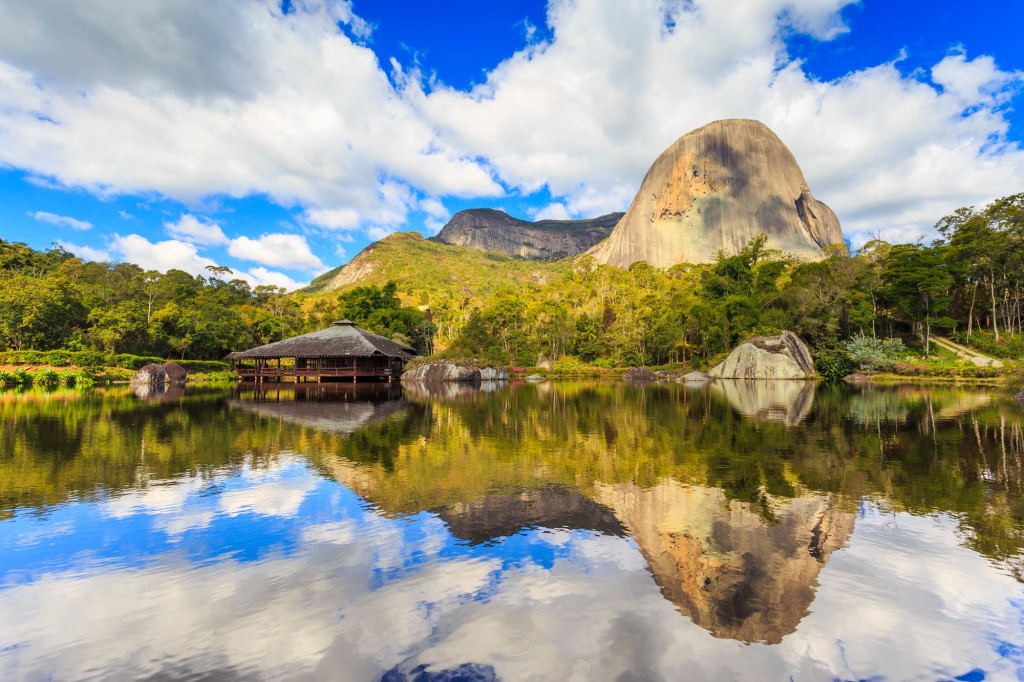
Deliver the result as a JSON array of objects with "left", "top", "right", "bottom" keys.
[{"left": 230, "top": 383, "right": 407, "bottom": 437}]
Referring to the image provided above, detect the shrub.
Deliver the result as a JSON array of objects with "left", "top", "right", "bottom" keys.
[
  {"left": 176, "top": 360, "right": 231, "bottom": 373},
  {"left": 0, "top": 370, "right": 14, "bottom": 387},
  {"left": 845, "top": 336, "right": 906, "bottom": 371},
  {"left": 37, "top": 369, "right": 61, "bottom": 386},
  {"left": 13, "top": 369, "right": 32, "bottom": 386},
  {"left": 814, "top": 344, "right": 854, "bottom": 381}
]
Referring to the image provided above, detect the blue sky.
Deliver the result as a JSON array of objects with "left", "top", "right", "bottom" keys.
[{"left": 0, "top": 0, "right": 1021, "bottom": 290}]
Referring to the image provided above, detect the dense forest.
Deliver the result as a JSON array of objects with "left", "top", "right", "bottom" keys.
[{"left": 1, "top": 193, "right": 1022, "bottom": 374}]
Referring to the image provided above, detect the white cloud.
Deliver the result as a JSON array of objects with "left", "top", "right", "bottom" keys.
[
  {"left": 1, "top": 0, "right": 1023, "bottom": 246},
  {"left": 31, "top": 210, "right": 92, "bottom": 230},
  {"left": 164, "top": 214, "right": 229, "bottom": 246},
  {"left": 228, "top": 233, "right": 325, "bottom": 271},
  {"left": 56, "top": 240, "right": 110, "bottom": 262},
  {"left": 0, "top": 0, "right": 501, "bottom": 239},
  {"left": 532, "top": 202, "right": 571, "bottom": 221},
  {"left": 418, "top": 197, "right": 449, "bottom": 219},
  {"left": 414, "top": 0, "right": 1024, "bottom": 243},
  {"left": 111, "top": 234, "right": 218, "bottom": 276},
  {"left": 245, "top": 267, "right": 307, "bottom": 291}
]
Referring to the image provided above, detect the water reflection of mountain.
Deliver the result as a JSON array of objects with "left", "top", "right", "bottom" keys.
[
  {"left": 593, "top": 481, "right": 853, "bottom": 643},
  {"left": 435, "top": 486, "right": 627, "bottom": 544},
  {"left": 4, "top": 380, "right": 1021, "bottom": 642}
]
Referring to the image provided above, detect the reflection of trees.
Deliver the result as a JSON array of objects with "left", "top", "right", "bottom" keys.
[{"left": 2, "top": 382, "right": 1021, "bottom": 579}]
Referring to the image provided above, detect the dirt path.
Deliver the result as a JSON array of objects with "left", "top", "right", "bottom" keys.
[{"left": 931, "top": 336, "right": 1004, "bottom": 368}]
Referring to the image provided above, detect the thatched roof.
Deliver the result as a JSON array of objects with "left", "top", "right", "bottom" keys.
[{"left": 234, "top": 320, "right": 416, "bottom": 359}]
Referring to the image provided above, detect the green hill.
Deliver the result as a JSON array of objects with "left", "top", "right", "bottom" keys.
[{"left": 303, "top": 232, "right": 571, "bottom": 305}]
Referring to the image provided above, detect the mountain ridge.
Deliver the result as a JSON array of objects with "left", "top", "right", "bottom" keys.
[{"left": 433, "top": 208, "right": 622, "bottom": 260}]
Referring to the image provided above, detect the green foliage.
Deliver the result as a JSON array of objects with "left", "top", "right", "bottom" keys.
[
  {"left": 845, "top": 336, "right": 907, "bottom": 371},
  {"left": 814, "top": 344, "right": 854, "bottom": 382}
]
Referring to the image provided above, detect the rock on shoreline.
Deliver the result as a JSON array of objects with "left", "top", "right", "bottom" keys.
[
  {"left": 709, "top": 331, "right": 816, "bottom": 380},
  {"left": 401, "top": 363, "right": 508, "bottom": 384},
  {"left": 130, "top": 362, "right": 188, "bottom": 386}
]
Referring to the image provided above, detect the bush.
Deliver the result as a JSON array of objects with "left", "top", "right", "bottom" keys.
[
  {"left": 37, "top": 369, "right": 60, "bottom": 386},
  {"left": 846, "top": 336, "right": 906, "bottom": 371},
  {"left": 176, "top": 360, "right": 231, "bottom": 373},
  {"left": 0, "top": 370, "right": 14, "bottom": 387},
  {"left": 109, "top": 354, "right": 165, "bottom": 370},
  {"left": 814, "top": 344, "right": 854, "bottom": 381}
]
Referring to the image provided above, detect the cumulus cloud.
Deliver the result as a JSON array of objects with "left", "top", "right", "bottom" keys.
[
  {"left": 228, "top": 233, "right": 326, "bottom": 271},
  {"left": 56, "top": 240, "right": 111, "bottom": 262},
  {"left": 0, "top": 0, "right": 500, "bottom": 239},
  {"left": 532, "top": 202, "right": 571, "bottom": 221},
  {"left": 164, "top": 214, "right": 229, "bottom": 246},
  {"left": 31, "top": 210, "right": 92, "bottom": 230},
  {"left": 414, "top": 0, "right": 1024, "bottom": 240},
  {"left": 1, "top": 0, "right": 1022, "bottom": 247},
  {"left": 108, "top": 233, "right": 305, "bottom": 290}
]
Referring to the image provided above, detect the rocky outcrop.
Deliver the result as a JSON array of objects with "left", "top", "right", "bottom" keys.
[
  {"left": 682, "top": 371, "right": 713, "bottom": 384},
  {"left": 401, "top": 363, "right": 482, "bottom": 383},
  {"left": 589, "top": 119, "right": 843, "bottom": 267},
  {"left": 130, "top": 362, "right": 188, "bottom": 386},
  {"left": 479, "top": 367, "right": 508, "bottom": 381},
  {"left": 623, "top": 367, "right": 657, "bottom": 384},
  {"left": 709, "top": 331, "right": 816, "bottom": 380},
  {"left": 435, "top": 208, "right": 621, "bottom": 261}
]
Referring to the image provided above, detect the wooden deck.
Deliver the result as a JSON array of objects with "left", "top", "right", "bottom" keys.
[{"left": 235, "top": 366, "right": 397, "bottom": 382}]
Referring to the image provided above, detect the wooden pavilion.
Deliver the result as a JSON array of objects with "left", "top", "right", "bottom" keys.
[{"left": 231, "top": 320, "right": 416, "bottom": 383}]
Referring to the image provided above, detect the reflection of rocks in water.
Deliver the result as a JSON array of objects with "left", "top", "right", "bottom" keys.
[
  {"left": 402, "top": 380, "right": 506, "bottom": 402},
  {"left": 592, "top": 480, "right": 854, "bottom": 643},
  {"left": 710, "top": 380, "right": 815, "bottom": 426},
  {"left": 436, "top": 486, "right": 626, "bottom": 544},
  {"left": 230, "top": 383, "right": 407, "bottom": 437},
  {"left": 131, "top": 383, "right": 186, "bottom": 402}
]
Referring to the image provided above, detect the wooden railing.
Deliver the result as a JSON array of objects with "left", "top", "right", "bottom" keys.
[{"left": 235, "top": 366, "right": 394, "bottom": 379}]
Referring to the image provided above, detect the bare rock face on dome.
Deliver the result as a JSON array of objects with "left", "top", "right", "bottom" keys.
[
  {"left": 588, "top": 119, "right": 843, "bottom": 267},
  {"left": 709, "top": 331, "right": 816, "bottom": 380}
]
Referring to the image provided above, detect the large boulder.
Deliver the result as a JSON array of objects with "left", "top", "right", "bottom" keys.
[
  {"left": 709, "top": 331, "right": 816, "bottom": 380},
  {"left": 401, "top": 363, "right": 481, "bottom": 384},
  {"left": 682, "top": 371, "right": 713, "bottom": 384},
  {"left": 623, "top": 367, "right": 657, "bottom": 384},
  {"left": 130, "top": 362, "right": 189, "bottom": 386},
  {"left": 479, "top": 366, "right": 508, "bottom": 381},
  {"left": 162, "top": 362, "right": 188, "bottom": 385},
  {"left": 130, "top": 363, "right": 168, "bottom": 385}
]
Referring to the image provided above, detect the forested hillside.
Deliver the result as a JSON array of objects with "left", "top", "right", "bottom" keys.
[{"left": 2, "top": 194, "right": 1022, "bottom": 372}]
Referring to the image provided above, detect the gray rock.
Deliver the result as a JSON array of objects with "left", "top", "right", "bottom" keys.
[
  {"left": 525, "top": 375, "right": 546, "bottom": 382},
  {"left": 131, "top": 362, "right": 188, "bottom": 386},
  {"left": 589, "top": 119, "right": 842, "bottom": 268},
  {"left": 479, "top": 366, "right": 508, "bottom": 381},
  {"left": 435, "top": 208, "right": 621, "bottom": 261},
  {"left": 682, "top": 371, "right": 713, "bottom": 384},
  {"left": 709, "top": 331, "right": 816, "bottom": 380},
  {"left": 623, "top": 367, "right": 657, "bottom": 384},
  {"left": 1015, "top": 390, "right": 1024, "bottom": 405},
  {"left": 843, "top": 373, "right": 871, "bottom": 385},
  {"left": 401, "top": 363, "right": 482, "bottom": 384},
  {"left": 655, "top": 370, "right": 681, "bottom": 381}
]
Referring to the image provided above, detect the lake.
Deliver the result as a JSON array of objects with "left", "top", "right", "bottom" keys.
[{"left": 1, "top": 380, "right": 1022, "bottom": 681}]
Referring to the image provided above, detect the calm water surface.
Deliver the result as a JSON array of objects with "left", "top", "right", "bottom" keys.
[{"left": 1, "top": 380, "right": 1023, "bottom": 681}]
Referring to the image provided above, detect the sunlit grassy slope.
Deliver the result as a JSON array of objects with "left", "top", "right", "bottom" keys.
[{"left": 302, "top": 232, "right": 571, "bottom": 304}]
